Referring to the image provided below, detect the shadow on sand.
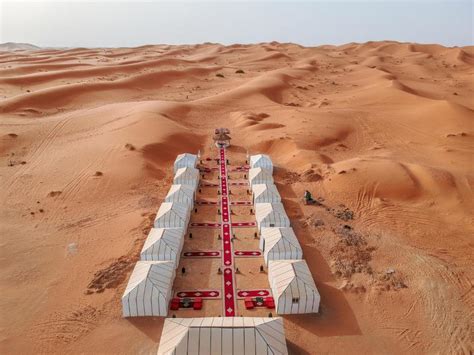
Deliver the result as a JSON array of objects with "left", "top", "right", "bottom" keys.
[
  {"left": 127, "top": 317, "right": 165, "bottom": 342},
  {"left": 280, "top": 184, "right": 362, "bottom": 338}
]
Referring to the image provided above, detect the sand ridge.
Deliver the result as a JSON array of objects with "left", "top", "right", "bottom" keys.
[{"left": 0, "top": 41, "right": 473, "bottom": 354}]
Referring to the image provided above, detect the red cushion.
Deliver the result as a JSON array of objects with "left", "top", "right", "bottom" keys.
[{"left": 264, "top": 297, "right": 275, "bottom": 308}]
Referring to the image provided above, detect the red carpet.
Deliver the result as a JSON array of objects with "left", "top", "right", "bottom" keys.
[
  {"left": 230, "top": 166, "right": 250, "bottom": 172},
  {"left": 190, "top": 222, "right": 221, "bottom": 228},
  {"left": 200, "top": 182, "right": 219, "bottom": 187},
  {"left": 199, "top": 167, "right": 219, "bottom": 172},
  {"left": 220, "top": 148, "right": 236, "bottom": 317},
  {"left": 183, "top": 251, "right": 221, "bottom": 257},
  {"left": 230, "top": 201, "right": 252, "bottom": 206},
  {"left": 195, "top": 200, "right": 219, "bottom": 205},
  {"left": 231, "top": 222, "right": 257, "bottom": 228},
  {"left": 176, "top": 290, "right": 220, "bottom": 299},
  {"left": 234, "top": 250, "right": 262, "bottom": 257},
  {"left": 237, "top": 289, "right": 271, "bottom": 298}
]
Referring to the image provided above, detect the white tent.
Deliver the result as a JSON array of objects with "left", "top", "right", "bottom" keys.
[
  {"left": 268, "top": 259, "right": 320, "bottom": 314},
  {"left": 154, "top": 202, "right": 191, "bottom": 229},
  {"left": 173, "top": 167, "right": 200, "bottom": 190},
  {"left": 248, "top": 167, "right": 274, "bottom": 186},
  {"left": 250, "top": 154, "right": 273, "bottom": 173},
  {"left": 259, "top": 227, "right": 303, "bottom": 264},
  {"left": 122, "top": 260, "right": 176, "bottom": 317},
  {"left": 165, "top": 184, "right": 195, "bottom": 207},
  {"left": 157, "top": 317, "right": 288, "bottom": 355},
  {"left": 252, "top": 183, "right": 281, "bottom": 204},
  {"left": 255, "top": 202, "right": 290, "bottom": 231},
  {"left": 141, "top": 227, "right": 185, "bottom": 263},
  {"left": 174, "top": 153, "right": 198, "bottom": 173}
]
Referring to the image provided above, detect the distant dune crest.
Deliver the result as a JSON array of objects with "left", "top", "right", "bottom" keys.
[{"left": 0, "top": 42, "right": 41, "bottom": 51}]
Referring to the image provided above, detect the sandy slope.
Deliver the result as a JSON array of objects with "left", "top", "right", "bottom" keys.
[{"left": 0, "top": 41, "right": 473, "bottom": 354}]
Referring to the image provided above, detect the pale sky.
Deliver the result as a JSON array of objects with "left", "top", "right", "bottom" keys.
[{"left": 0, "top": 0, "right": 472, "bottom": 48}]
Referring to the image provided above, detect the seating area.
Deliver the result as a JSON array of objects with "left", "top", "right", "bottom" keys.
[
  {"left": 244, "top": 296, "right": 275, "bottom": 310},
  {"left": 170, "top": 297, "right": 203, "bottom": 310}
]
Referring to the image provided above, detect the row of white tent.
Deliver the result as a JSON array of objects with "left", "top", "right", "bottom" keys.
[
  {"left": 153, "top": 154, "right": 291, "bottom": 354},
  {"left": 122, "top": 153, "right": 199, "bottom": 317},
  {"left": 157, "top": 317, "right": 288, "bottom": 355},
  {"left": 249, "top": 154, "right": 320, "bottom": 315}
]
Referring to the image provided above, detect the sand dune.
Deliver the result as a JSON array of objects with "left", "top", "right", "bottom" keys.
[{"left": 1, "top": 41, "right": 473, "bottom": 354}]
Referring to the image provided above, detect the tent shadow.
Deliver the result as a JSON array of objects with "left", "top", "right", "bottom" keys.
[
  {"left": 279, "top": 187, "right": 362, "bottom": 337},
  {"left": 281, "top": 198, "right": 334, "bottom": 283},
  {"left": 286, "top": 339, "right": 311, "bottom": 355},
  {"left": 275, "top": 182, "right": 297, "bottom": 198},
  {"left": 126, "top": 316, "right": 165, "bottom": 342},
  {"left": 284, "top": 282, "right": 362, "bottom": 337}
]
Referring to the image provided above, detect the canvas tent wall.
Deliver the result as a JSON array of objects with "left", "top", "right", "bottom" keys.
[
  {"left": 255, "top": 202, "right": 290, "bottom": 231},
  {"left": 259, "top": 227, "right": 303, "bottom": 264},
  {"left": 165, "top": 184, "right": 195, "bottom": 207},
  {"left": 140, "top": 227, "right": 185, "bottom": 263},
  {"left": 154, "top": 202, "right": 191, "bottom": 229},
  {"left": 268, "top": 259, "right": 320, "bottom": 314},
  {"left": 174, "top": 153, "right": 198, "bottom": 173},
  {"left": 122, "top": 260, "right": 176, "bottom": 317},
  {"left": 248, "top": 167, "right": 274, "bottom": 186},
  {"left": 252, "top": 183, "right": 281, "bottom": 204},
  {"left": 250, "top": 154, "right": 273, "bottom": 173},
  {"left": 157, "top": 317, "right": 288, "bottom": 355},
  {"left": 173, "top": 167, "right": 200, "bottom": 191}
]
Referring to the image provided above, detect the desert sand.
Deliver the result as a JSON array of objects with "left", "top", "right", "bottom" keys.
[{"left": 0, "top": 41, "right": 473, "bottom": 354}]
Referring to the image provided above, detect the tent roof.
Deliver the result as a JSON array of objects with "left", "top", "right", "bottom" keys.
[
  {"left": 158, "top": 317, "right": 288, "bottom": 355},
  {"left": 174, "top": 154, "right": 198, "bottom": 173},
  {"left": 249, "top": 167, "right": 273, "bottom": 181},
  {"left": 155, "top": 202, "right": 190, "bottom": 221},
  {"left": 261, "top": 227, "right": 302, "bottom": 253},
  {"left": 252, "top": 183, "right": 281, "bottom": 198},
  {"left": 250, "top": 154, "right": 272, "bottom": 164},
  {"left": 250, "top": 154, "right": 273, "bottom": 172},
  {"left": 123, "top": 261, "right": 175, "bottom": 299},
  {"left": 268, "top": 260, "right": 317, "bottom": 298},
  {"left": 166, "top": 184, "right": 194, "bottom": 199},
  {"left": 141, "top": 228, "right": 184, "bottom": 256},
  {"left": 255, "top": 202, "right": 289, "bottom": 222},
  {"left": 175, "top": 153, "right": 197, "bottom": 163},
  {"left": 174, "top": 167, "right": 199, "bottom": 179}
]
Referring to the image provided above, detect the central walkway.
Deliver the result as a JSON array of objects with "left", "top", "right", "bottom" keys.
[
  {"left": 219, "top": 147, "right": 237, "bottom": 317},
  {"left": 172, "top": 148, "right": 271, "bottom": 317}
]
